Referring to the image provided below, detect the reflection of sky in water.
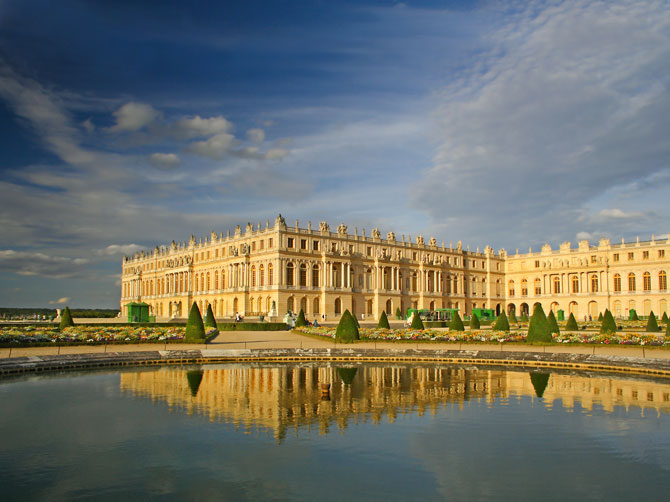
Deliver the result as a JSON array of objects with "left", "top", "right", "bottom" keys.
[{"left": 0, "top": 367, "right": 669, "bottom": 501}]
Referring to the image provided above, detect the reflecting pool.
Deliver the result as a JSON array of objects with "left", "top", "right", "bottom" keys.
[{"left": 2, "top": 364, "right": 670, "bottom": 501}]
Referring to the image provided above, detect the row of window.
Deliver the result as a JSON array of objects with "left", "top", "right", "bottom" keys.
[{"left": 508, "top": 271, "right": 668, "bottom": 296}]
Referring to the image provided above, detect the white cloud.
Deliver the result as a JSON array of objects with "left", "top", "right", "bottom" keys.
[
  {"left": 82, "top": 118, "right": 95, "bottom": 133},
  {"left": 0, "top": 250, "right": 89, "bottom": 278},
  {"left": 98, "top": 244, "right": 144, "bottom": 256},
  {"left": 108, "top": 102, "right": 159, "bottom": 132},
  {"left": 174, "top": 115, "right": 233, "bottom": 138},
  {"left": 149, "top": 152, "right": 180, "bottom": 168},
  {"left": 187, "top": 132, "right": 237, "bottom": 159},
  {"left": 48, "top": 297, "right": 70, "bottom": 305},
  {"left": 576, "top": 231, "right": 594, "bottom": 241},
  {"left": 597, "top": 208, "right": 642, "bottom": 220},
  {"left": 263, "top": 148, "right": 288, "bottom": 160},
  {"left": 246, "top": 128, "right": 265, "bottom": 143},
  {"left": 411, "top": 0, "right": 670, "bottom": 249}
]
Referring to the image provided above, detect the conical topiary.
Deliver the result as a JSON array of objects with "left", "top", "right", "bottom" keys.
[
  {"left": 337, "top": 367, "right": 358, "bottom": 385},
  {"left": 547, "top": 310, "right": 560, "bottom": 334},
  {"left": 565, "top": 312, "right": 579, "bottom": 331},
  {"left": 598, "top": 312, "right": 603, "bottom": 321},
  {"left": 185, "top": 302, "right": 206, "bottom": 341},
  {"left": 410, "top": 311, "right": 425, "bottom": 330},
  {"left": 335, "top": 309, "right": 360, "bottom": 342},
  {"left": 186, "top": 370, "right": 204, "bottom": 397},
  {"left": 295, "top": 308, "right": 308, "bottom": 327},
  {"left": 449, "top": 312, "right": 464, "bottom": 331},
  {"left": 395, "top": 307, "right": 402, "bottom": 319},
  {"left": 508, "top": 310, "right": 518, "bottom": 324},
  {"left": 470, "top": 312, "right": 480, "bottom": 330},
  {"left": 646, "top": 311, "right": 659, "bottom": 332},
  {"left": 527, "top": 304, "right": 552, "bottom": 343},
  {"left": 599, "top": 309, "right": 617, "bottom": 334},
  {"left": 492, "top": 311, "right": 510, "bottom": 331},
  {"left": 204, "top": 304, "right": 218, "bottom": 329},
  {"left": 661, "top": 312, "right": 669, "bottom": 323},
  {"left": 59, "top": 306, "right": 75, "bottom": 329},
  {"left": 378, "top": 310, "right": 390, "bottom": 329},
  {"left": 529, "top": 373, "right": 550, "bottom": 398},
  {"left": 520, "top": 313, "right": 529, "bottom": 323},
  {"left": 666, "top": 321, "right": 670, "bottom": 339},
  {"left": 630, "top": 310, "right": 639, "bottom": 321}
]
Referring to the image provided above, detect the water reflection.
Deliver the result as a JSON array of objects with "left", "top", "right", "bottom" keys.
[{"left": 119, "top": 365, "right": 670, "bottom": 440}]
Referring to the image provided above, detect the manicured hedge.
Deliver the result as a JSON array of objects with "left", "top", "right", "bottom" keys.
[
  {"left": 378, "top": 311, "right": 391, "bottom": 329},
  {"left": 600, "top": 309, "right": 617, "bottom": 334},
  {"left": 424, "top": 321, "right": 447, "bottom": 328},
  {"left": 527, "top": 304, "right": 552, "bottom": 343},
  {"left": 185, "top": 303, "right": 205, "bottom": 341},
  {"left": 336, "top": 310, "right": 360, "bottom": 342}
]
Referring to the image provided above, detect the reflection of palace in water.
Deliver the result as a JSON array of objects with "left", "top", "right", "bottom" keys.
[{"left": 119, "top": 365, "right": 670, "bottom": 439}]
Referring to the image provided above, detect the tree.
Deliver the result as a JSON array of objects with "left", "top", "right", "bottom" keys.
[
  {"left": 529, "top": 373, "right": 550, "bottom": 398},
  {"left": 185, "top": 302, "right": 206, "bottom": 341},
  {"left": 59, "top": 306, "right": 74, "bottom": 329},
  {"left": 295, "top": 308, "right": 308, "bottom": 327},
  {"left": 630, "top": 310, "right": 639, "bottom": 321},
  {"left": 565, "top": 312, "right": 579, "bottom": 331},
  {"left": 449, "top": 312, "right": 464, "bottom": 331},
  {"left": 335, "top": 309, "right": 360, "bottom": 342},
  {"left": 520, "top": 313, "right": 529, "bottom": 323},
  {"left": 661, "top": 312, "right": 668, "bottom": 324},
  {"left": 492, "top": 311, "right": 510, "bottom": 331},
  {"left": 666, "top": 321, "right": 670, "bottom": 340},
  {"left": 600, "top": 309, "right": 617, "bottom": 334},
  {"left": 395, "top": 307, "right": 402, "bottom": 319},
  {"left": 337, "top": 367, "right": 358, "bottom": 385},
  {"left": 527, "top": 304, "right": 552, "bottom": 343},
  {"left": 204, "top": 304, "right": 218, "bottom": 329},
  {"left": 547, "top": 310, "right": 560, "bottom": 334},
  {"left": 470, "top": 312, "right": 480, "bottom": 330},
  {"left": 410, "top": 312, "right": 425, "bottom": 330},
  {"left": 186, "top": 370, "right": 204, "bottom": 397},
  {"left": 646, "top": 311, "right": 659, "bottom": 332},
  {"left": 508, "top": 310, "right": 518, "bottom": 324},
  {"left": 378, "top": 310, "right": 391, "bottom": 329}
]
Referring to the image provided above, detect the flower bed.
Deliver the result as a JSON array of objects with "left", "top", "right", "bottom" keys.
[
  {"left": 294, "top": 327, "right": 669, "bottom": 346},
  {"left": 0, "top": 326, "right": 187, "bottom": 346}
]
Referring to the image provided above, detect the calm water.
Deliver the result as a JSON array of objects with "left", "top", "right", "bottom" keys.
[{"left": 1, "top": 364, "right": 670, "bottom": 501}]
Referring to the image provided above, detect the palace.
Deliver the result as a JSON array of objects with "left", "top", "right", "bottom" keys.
[{"left": 120, "top": 214, "right": 670, "bottom": 321}]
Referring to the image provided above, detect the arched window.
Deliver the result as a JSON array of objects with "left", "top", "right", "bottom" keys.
[
  {"left": 472, "top": 277, "right": 477, "bottom": 296},
  {"left": 250, "top": 297, "right": 255, "bottom": 312},
  {"left": 535, "top": 278, "right": 542, "bottom": 295},
  {"left": 206, "top": 272, "right": 210, "bottom": 291},
  {"left": 614, "top": 273, "right": 621, "bottom": 292},
  {"left": 659, "top": 271, "right": 667, "bottom": 291},
  {"left": 591, "top": 275, "right": 598, "bottom": 293},
  {"left": 215, "top": 271, "right": 219, "bottom": 290},
  {"left": 553, "top": 276, "right": 560, "bottom": 294},
  {"left": 259, "top": 265, "right": 264, "bottom": 286},
  {"left": 251, "top": 266, "right": 256, "bottom": 287},
  {"left": 628, "top": 273, "right": 636, "bottom": 291},
  {"left": 287, "top": 296, "right": 294, "bottom": 312},
  {"left": 312, "top": 264, "right": 320, "bottom": 287},
  {"left": 521, "top": 279, "right": 528, "bottom": 296},
  {"left": 286, "top": 262, "right": 294, "bottom": 286},
  {"left": 334, "top": 298, "right": 342, "bottom": 315},
  {"left": 313, "top": 297, "right": 320, "bottom": 313},
  {"left": 495, "top": 279, "right": 500, "bottom": 296},
  {"left": 299, "top": 264, "right": 307, "bottom": 287},
  {"left": 221, "top": 270, "right": 225, "bottom": 290},
  {"left": 643, "top": 272, "right": 651, "bottom": 291},
  {"left": 508, "top": 280, "right": 515, "bottom": 296},
  {"left": 200, "top": 274, "right": 205, "bottom": 291},
  {"left": 268, "top": 264, "right": 273, "bottom": 285},
  {"left": 571, "top": 276, "right": 578, "bottom": 294}
]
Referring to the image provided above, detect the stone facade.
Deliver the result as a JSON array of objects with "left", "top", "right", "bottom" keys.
[{"left": 120, "top": 215, "right": 669, "bottom": 321}]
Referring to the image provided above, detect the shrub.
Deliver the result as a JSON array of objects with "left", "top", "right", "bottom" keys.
[
  {"left": 600, "top": 309, "right": 617, "bottom": 334},
  {"left": 661, "top": 312, "right": 669, "bottom": 324},
  {"left": 185, "top": 302, "right": 206, "bottom": 341},
  {"left": 295, "top": 309, "right": 308, "bottom": 327},
  {"left": 529, "top": 373, "right": 550, "bottom": 398},
  {"left": 565, "top": 313, "right": 579, "bottom": 331},
  {"left": 547, "top": 310, "right": 560, "bottom": 334},
  {"left": 449, "top": 312, "right": 464, "bottom": 332},
  {"left": 508, "top": 310, "right": 518, "bottom": 324},
  {"left": 492, "top": 311, "right": 510, "bottom": 331},
  {"left": 630, "top": 310, "right": 639, "bottom": 321},
  {"left": 410, "top": 312, "right": 425, "bottom": 330},
  {"left": 666, "top": 322, "right": 670, "bottom": 339},
  {"left": 646, "top": 311, "right": 659, "bottom": 332},
  {"left": 335, "top": 310, "right": 359, "bottom": 342},
  {"left": 204, "top": 304, "right": 217, "bottom": 329},
  {"left": 395, "top": 307, "right": 402, "bottom": 319},
  {"left": 598, "top": 312, "right": 603, "bottom": 321},
  {"left": 219, "top": 322, "right": 287, "bottom": 331},
  {"left": 527, "top": 304, "right": 552, "bottom": 343},
  {"left": 59, "top": 306, "right": 74, "bottom": 330},
  {"left": 520, "top": 313, "right": 529, "bottom": 323},
  {"left": 470, "top": 313, "right": 480, "bottom": 329},
  {"left": 378, "top": 311, "right": 390, "bottom": 329},
  {"left": 186, "top": 369, "right": 204, "bottom": 397},
  {"left": 337, "top": 367, "right": 358, "bottom": 385}
]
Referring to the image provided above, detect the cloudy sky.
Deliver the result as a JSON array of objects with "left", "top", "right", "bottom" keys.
[{"left": 0, "top": 0, "right": 668, "bottom": 308}]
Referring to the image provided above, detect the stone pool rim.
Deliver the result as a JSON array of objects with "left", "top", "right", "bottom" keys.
[{"left": 2, "top": 348, "right": 670, "bottom": 379}]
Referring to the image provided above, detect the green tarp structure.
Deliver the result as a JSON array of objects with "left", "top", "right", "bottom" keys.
[
  {"left": 557, "top": 309, "right": 565, "bottom": 321},
  {"left": 126, "top": 302, "right": 151, "bottom": 323}
]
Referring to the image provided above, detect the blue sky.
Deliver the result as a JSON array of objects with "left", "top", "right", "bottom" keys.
[{"left": 0, "top": 0, "right": 668, "bottom": 307}]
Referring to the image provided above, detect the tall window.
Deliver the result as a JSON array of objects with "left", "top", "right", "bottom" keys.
[
  {"left": 221, "top": 271, "right": 225, "bottom": 289},
  {"left": 251, "top": 266, "right": 256, "bottom": 287},
  {"left": 659, "top": 271, "right": 667, "bottom": 291},
  {"left": 299, "top": 264, "right": 307, "bottom": 287},
  {"left": 206, "top": 272, "right": 210, "bottom": 291},
  {"left": 591, "top": 275, "right": 598, "bottom": 293},
  {"left": 508, "top": 280, "right": 515, "bottom": 297},
  {"left": 286, "top": 263, "right": 294, "bottom": 286},
  {"left": 268, "top": 264, "right": 273, "bottom": 285},
  {"left": 215, "top": 272, "right": 219, "bottom": 290},
  {"left": 614, "top": 273, "right": 621, "bottom": 292},
  {"left": 259, "top": 265, "right": 264, "bottom": 286},
  {"left": 571, "top": 275, "right": 579, "bottom": 293},
  {"left": 521, "top": 279, "right": 528, "bottom": 296},
  {"left": 628, "top": 273, "right": 636, "bottom": 291},
  {"left": 312, "top": 264, "right": 319, "bottom": 287},
  {"left": 535, "top": 278, "right": 542, "bottom": 295},
  {"left": 553, "top": 276, "right": 560, "bottom": 294},
  {"left": 643, "top": 272, "right": 651, "bottom": 291}
]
